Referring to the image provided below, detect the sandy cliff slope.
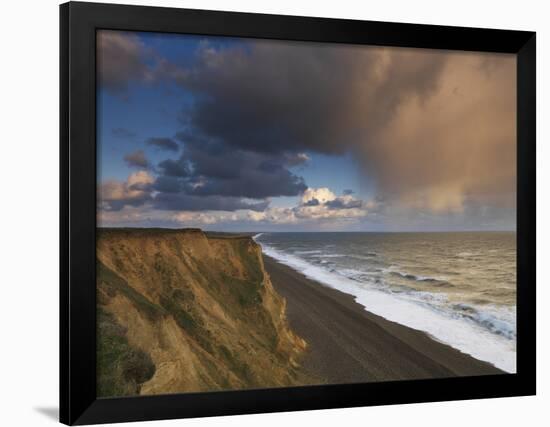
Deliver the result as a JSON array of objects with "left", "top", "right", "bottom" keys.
[{"left": 96, "top": 228, "right": 309, "bottom": 397}]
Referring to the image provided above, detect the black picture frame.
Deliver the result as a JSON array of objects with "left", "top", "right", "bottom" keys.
[{"left": 60, "top": 1, "right": 536, "bottom": 425}]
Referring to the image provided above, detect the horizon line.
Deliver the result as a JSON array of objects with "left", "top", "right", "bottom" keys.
[{"left": 97, "top": 226, "right": 516, "bottom": 233}]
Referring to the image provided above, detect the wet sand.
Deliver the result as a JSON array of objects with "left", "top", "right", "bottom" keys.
[{"left": 263, "top": 255, "right": 504, "bottom": 384}]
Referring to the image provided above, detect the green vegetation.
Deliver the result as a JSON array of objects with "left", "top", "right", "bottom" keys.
[
  {"left": 233, "top": 240, "right": 264, "bottom": 282},
  {"left": 159, "top": 295, "right": 198, "bottom": 332},
  {"left": 98, "top": 261, "right": 165, "bottom": 321},
  {"left": 222, "top": 273, "right": 263, "bottom": 307},
  {"left": 97, "top": 308, "right": 155, "bottom": 397},
  {"left": 193, "top": 249, "right": 263, "bottom": 309},
  {"left": 171, "top": 287, "right": 194, "bottom": 302},
  {"left": 158, "top": 295, "right": 214, "bottom": 354}
]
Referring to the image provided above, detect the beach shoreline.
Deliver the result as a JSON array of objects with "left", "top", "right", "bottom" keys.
[{"left": 263, "top": 255, "right": 504, "bottom": 384}]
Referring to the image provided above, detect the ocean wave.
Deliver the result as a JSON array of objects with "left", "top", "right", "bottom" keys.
[
  {"left": 452, "top": 303, "right": 516, "bottom": 340},
  {"left": 259, "top": 242, "right": 516, "bottom": 373},
  {"left": 350, "top": 253, "right": 378, "bottom": 259},
  {"left": 310, "top": 253, "right": 345, "bottom": 258},
  {"left": 337, "top": 267, "right": 372, "bottom": 280},
  {"left": 389, "top": 271, "right": 453, "bottom": 287},
  {"left": 305, "top": 252, "right": 379, "bottom": 261}
]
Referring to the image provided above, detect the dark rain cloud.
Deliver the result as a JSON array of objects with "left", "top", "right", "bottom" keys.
[
  {"left": 171, "top": 41, "right": 516, "bottom": 215},
  {"left": 190, "top": 167, "right": 306, "bottom": 199},
  {"left": 154, "top": 193, "right": 268, "bottom": 212},
  {"left": 123, "top": 150, "right": 149, "bottom": 168},
  {"left": 174, "top": 42, "right": 446, "bottom": 156},
  {"left": 99, "top": 32, "right": 446, "bottom": 154},
  {"left": 97, "top": 31, "right": 153, "bottom": 95},
  {"left": 105, "top": 197, "right": 149, "bottom": 212},
  {"left": 159, "top": 137, "right": 307, "bottom": 199},
  {"left": 98, "top": 32, "right": 516, "bottom": 220},
  {"left": 157, "top": 158, "right": 190, "bottom": 177},
  {"left": 325, "top": 198, "right": 363, "bottom": 209},
  {"left": 153, "top": 176, "right": 184, "bottom": 193}
]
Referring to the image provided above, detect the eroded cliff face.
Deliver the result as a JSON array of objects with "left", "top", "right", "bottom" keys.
[{"left": 96, "top": 228, "right": 308, "bottom": 397}]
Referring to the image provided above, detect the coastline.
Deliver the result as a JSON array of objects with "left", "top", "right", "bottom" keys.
[{"left": 263, "top": 255, "right": 504, "bottom": 383}]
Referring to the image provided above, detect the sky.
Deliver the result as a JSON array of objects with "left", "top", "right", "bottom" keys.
[{"left": 97, "top": 30, "right": 516, "bottom": 232}]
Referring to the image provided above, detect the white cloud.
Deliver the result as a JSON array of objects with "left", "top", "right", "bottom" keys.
[
  {"left": 98, "top": 185, "right": 377, "bottom": 228},
  {"left": 247, "top": 208, "right": 297, "bottom": 224},
  {"left": 173, "top": 212, "right": 217, "bottom": 225},
  {"left": 172, "top": 211, "right": 240, "bottom": 225},
  {"left": 262, "top": 207, "right": 298, "bottom": 224},
  {"left": 301, "top": 187, "right": 336, "bottom": 204},
  {"left": 99, "top": 171, "right": 155, "bottom": 210},
  {"left": 293, "top": 187, "right": 369, "bottom": 220},
  {"left": 294, "top": 205, "right": 366, "bottom": 220},
  {"left": 250, "top": 187, "right": 374, "bottom": 224},
  {"left": 127, "top": 170, "right": 154, "bottom": 187},
  {"left": 247, "top": 211, "right": 267, "bottom": 222}
]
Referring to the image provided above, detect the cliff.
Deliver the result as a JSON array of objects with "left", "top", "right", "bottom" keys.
[{"left": 96, "top": 228, "right": 309, "bottom": 397}]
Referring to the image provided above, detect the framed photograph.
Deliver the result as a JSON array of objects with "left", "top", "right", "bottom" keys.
[{"left": 60, "top": 1, "right": 536, "bottom": 425}]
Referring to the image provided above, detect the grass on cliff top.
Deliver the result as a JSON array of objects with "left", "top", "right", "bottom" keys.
[{"left": 97, "top": 308, "right": 156, "bottom": 398}]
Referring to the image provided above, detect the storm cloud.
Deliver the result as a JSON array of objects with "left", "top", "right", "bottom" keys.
[
  {"left": 97, "top": 31, "right": 516, "bottom": 225},
  {"left": 98, "top": 169, "right": 270, "bottom": 213},
  {"left": 123, "top": 150, "right": 149, "bottom": 169},
  {"left": 172, "top": 42, "right": 445, "bottom": 155},
  {"left": 153, "top": 135, "right": 307, "bottom": 200},
  {"left": 154, "top": 193, "right": 269, "bottom": 212},
  {"left": 172, "top": 41, "right": 515, "bottom": 214},
  {"left": 97, "top": 31, "right": 154, "bottom": 95}
]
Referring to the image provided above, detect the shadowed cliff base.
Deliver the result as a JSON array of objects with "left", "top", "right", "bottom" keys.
[{"left": 263, "top": 255, "right": 503, "bottom": 383}]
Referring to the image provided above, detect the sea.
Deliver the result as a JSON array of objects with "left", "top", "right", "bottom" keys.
[{"left": 253, "top": 232, "right": 516, "bottom": 373}]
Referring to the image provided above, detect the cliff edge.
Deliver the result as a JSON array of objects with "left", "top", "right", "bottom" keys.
[{"left": 96, "top": 228, "right": 309, "bottom": 397}]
